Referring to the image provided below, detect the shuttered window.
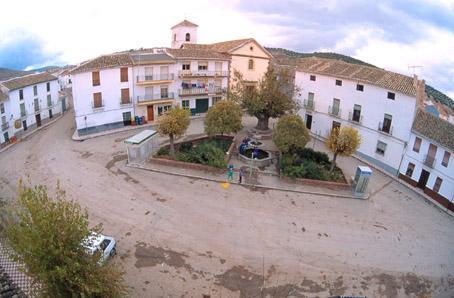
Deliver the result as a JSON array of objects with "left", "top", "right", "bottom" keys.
[
  {"left": 93, "top": 92, "right": 102, "bottom": 108},
  {"left": 121, "top": 88, "right": 130, "bottom": 104},
  {"left": 442, "top": 151, "right": 450, "bottom": 167},
  {"left": 413, "top": 137, "right": 422, "bottom": 153},
  {"left": 120, "top": 67, "right": 128, "bottom": 82},
  {"left": 92, "top": 71, "right": 100, "bottom": 86},
  {"left": 433, "top": 177, "right": 442, "bottom": 193}
]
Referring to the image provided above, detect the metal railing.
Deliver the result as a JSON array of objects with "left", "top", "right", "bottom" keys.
[
  {"left": 34, "top": 104, "right": 40, "bottom": 112},
  {"left": 378, "top": 121, "right": 393, "bottom": 135},
  {"left": 423, "top": 154, "right": 436, "bottom": 168},
  {"left": 348, "top": 111, "right": 363, "bottom": 124},
  {"left": 303, "top": 99, "right": 315, "bottom": 110},
  {"left": 137, "top": 92, "right": 175, "bottom": 103},
  {"left": 1, "top": 122, "right": 8, "bottom": 131},
  {"left": 178, "top": 70, "right": 228, "bottom": 77},
  {"left": 136, "top": 74, "right": 175, "bottom": 83},
  {"left": 179, "top": 87, "right": 226, "bottom": 96},
  {"left": 120, "top": 97, "right": 132, "bottom": 106},
  {"left": 328, "top": 105, "right": 341, "bottom": 117},
  {"left": 20, "top": 110, "right": 27, "bottom": 118}
]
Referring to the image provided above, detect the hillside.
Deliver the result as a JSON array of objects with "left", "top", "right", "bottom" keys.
[{"left": 0, "top": 67, "right": 31, "bottom": 81}]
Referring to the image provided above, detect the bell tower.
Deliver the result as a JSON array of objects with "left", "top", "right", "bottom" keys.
[{"left": 171, "top": 20, "right": 198, "bottom": 49}]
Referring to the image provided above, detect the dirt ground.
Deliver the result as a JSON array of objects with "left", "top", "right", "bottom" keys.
[{"left": 0, "top": 110, "right": 453, "bottom": 297}]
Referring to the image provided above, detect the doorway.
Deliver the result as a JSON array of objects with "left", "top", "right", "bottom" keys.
[
  {"left": 35, "top": 114, "right": 42, "bottom": 127},
  {"left": 195, "top": 98, "right": 209, "bottom": 113},
  {"left": 122, "top": 112, "right": 131, "bottom": 126},
  {"left": 417, "top": 169, "right": 430, "bottom": 189},
  {"left": 22, "top": 120, "right": 27, "bottom": 131},
  {"left": 305, "top": 114, "right": 312, "bottom": 130},
  {"left": 49, "top": 109, "right": 53, "bottom": 119},
  {"left": 332, "top": 121, "right": 341, "bottom": 131},
  {"left": 147, "top": 105, "right": 154, "bottom": 121},
  {"left": 3, "top": 132, "right": 9, "bottom": 143}
]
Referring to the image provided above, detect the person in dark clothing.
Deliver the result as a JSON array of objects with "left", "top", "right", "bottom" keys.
[{"left": 239, "top": 168, "right": 244, "bottom": 183}]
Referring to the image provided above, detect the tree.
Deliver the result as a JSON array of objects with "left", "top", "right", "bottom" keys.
[
  {"left": 4, "top": 181, "right": 127, "bottom": 297},
  {"left": 273, "top": 114, "right": 310, "bottom": 153},
  {"left": 326, "top": 127, "right": 361, "bottom": 171},
  {"left": 229, "top": 65, "right": 298, "bottom": 130},
  {"left": 204, "top": 100, "right": 242, "bottom": 136},
  {"left": 156, "top": 106, "right": 190, "bottom": 158}
]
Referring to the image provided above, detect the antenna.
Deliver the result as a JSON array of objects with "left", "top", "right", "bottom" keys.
[{"left": 408, "top": 65, "right": 423, "bottom": 75}]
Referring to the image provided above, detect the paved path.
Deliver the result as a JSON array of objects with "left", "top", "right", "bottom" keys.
[{"left": 0, "top": 111, "right": 453, "bottom": 297}]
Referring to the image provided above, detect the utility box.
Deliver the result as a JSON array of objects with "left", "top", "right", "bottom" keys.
[
  {"left": 352, "top": 166, "right": 372, "bottom": 198},
  {"left": 124, "top": 129, "right": 159, "bottom": 165}
]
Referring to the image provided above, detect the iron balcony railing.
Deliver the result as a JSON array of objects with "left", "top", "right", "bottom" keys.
[
  {"left": 178, "top": 70, "right": 229, "bottom": 78},
  {"left": 423, "top": 154, "right": 436, "bottom": 168},
  {"left": 136, "top": 74, "right": 175, "bottom": 83},
  {"left": 137, "top": 92, "right": 175, "bottom": 103},
  {"left": 120, "top": 97, "right": 133, "bottom": 106},
  {"left": 328, "top": 105, "right": 341, "bottom": 117},
  {"left": 179, "top": 87, "right": 226, "bottom": 96},
  {"left": 378, "top": 121, "right": 393, "bottom": 135},
  {"left": 20, "top": 109, "right": 27, "bottom": 117},
  {"left": 34, "top": 104, "right": 40, "bottom": 112},
  {"left": 303, "top": 99, "right": 315, "bottom": 110},
  {"left": 348, "top": 111, "right": 363, "bottom": 124},
  {"left": 1, "top": 122, "right": 8, "bottom": 131}
]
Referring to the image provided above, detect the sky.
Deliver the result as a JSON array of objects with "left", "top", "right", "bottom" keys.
[{"left": 0, "top": 0, "right": 453, "bottom": 98}]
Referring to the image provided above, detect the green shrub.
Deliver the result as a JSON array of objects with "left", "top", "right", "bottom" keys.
[
  {"left": 301, "top": 160, "right": 328, "bottom": 180},
  {"left": 179, "top": 142, "right": 193, "bottom": 152},
  {"left": 156, "top": 146, "right": 169, "bottom": 156},
  {"left": 296, "top": 148, "right": 330, "bottom": 165},
  {"left": 281, "top": 153, "right": 294, "bottom": 169},
  {"left": 175, "top": 151, "right": 196, "bottom": 163},
  {"left": 193, "top": 143, "right": 227, "bottom": 168}
]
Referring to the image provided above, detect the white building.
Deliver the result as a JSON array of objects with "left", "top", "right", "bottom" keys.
[
  {"left": 399, "top": 110, "right": 454, "bottom": 208},
  {"left": 293, "top": 57, "right": 424, "bottom": 175},
  {"left": 0, "top": 72, "right": 61, "bottom": 144}
]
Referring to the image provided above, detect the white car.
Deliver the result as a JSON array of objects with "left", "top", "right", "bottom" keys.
[{"left": 83, "top": 233, "right": 117, "bottom": 262}]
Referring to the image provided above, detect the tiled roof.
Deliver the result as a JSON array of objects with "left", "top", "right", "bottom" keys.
[
  {"left": 291, "top": 57, "right": 417, "bottom": 96},
  {"left": 71, "top": 53, "right": 134, "bottom": 74},
  {"left": 0, "top": 90, "right": 7, "bottom": 101},
  {"left": 412, "top": 109, "right": 454, "bottom": 151},
  {"left": 184, "top": 38, "right": 254, "bottom": 53},
  {"left": 171, "top": 20, "right": 198, "bottom": 29},
  {"left": 166, "top": 48, "right": 230, "bottom": 60},
  {"left": 1, "top": 72, "right": 57, "bottom": 91},
  {"left": 130, "top": 53, "right": 175, "bottom": 64}
]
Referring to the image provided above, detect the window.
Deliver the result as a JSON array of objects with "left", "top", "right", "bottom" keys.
[
  {"left": 356, "top": 84, "right": 364, "bottom": 91},
  {"left": 0, "top": 103, "right": 4, "bottom": 114},
  {"left": 34, "top": 98, "right": 40, "bottom": 111},
  {"left": 352, "top": 104, "right": 361, "bottom": 122},
  {"left": 92, "top": 71, "right": 100, "bottom": 86},
  {"left": 413, "top": 137, "right": 422, "bottom": 153},
  {"left": 381, "top": 114, "right": 392, "bottom": 134},
  {"left": 173, "top": 34, "right": 176, "bottom": 42},
  {"left": 387, "top": 92, "right": 395, "bottom": 100},
  {"left": 182, "top": 100, "right": 190, "bottom": 109},
  {"left": 158, "top": 105, "right": 171, "bottom": 115},
  {"left": 335, "top": 79, "right": 342, "bottom": 86},
  {"left": 331, "top": 98, "right": 340, "bottom": 116},
  {"left": 182, "top": 62, "right": 191, "bottom": 71},
  {"left": 198, "top": 61, "right": 208, "bottom": 71},
  {"left": 160, "top": 86, "right": 169, "bottom": 98},
  {"left": 248, "top": 59, "right": 254, "bottom": 70},
  {"left": 20, "top": 103, "right": 26, "bottom": 117},
  {"left": 47, "top": 95, "right": 52, "bottom": 107},
  {"left": 376, "top": 141, "right": 387, "bottom": 155},
  {"left": 215, "top": 62, "right": 222, "bottom": 75},
  {"left": 433, "top": 177, "right": 442, "bottom": 193},
  {"left": 405, "top": 163, "right": 415, "bottom": 177},
  {"left": 19, "top": 89, "right": 24, "bottom": 100},
  {"left": 215, "top": 79, "right": 222, "bottom": 89},
  {"left": 250, "top": 46, "right": 254, "bottom": 51},
  {"left": 93, "top": 92, "right": 102, "bottom": 108},
  {"left": 310, "top": 75, "right": 316, "bottom": 81},
  {"left": 212, "top": 96, "right": 222, "bottom": 105},
  {"left": 120, "top": 67, "right": 128, "bottom": 82},
  {"left": 442, "top": 151, "right": 450, "bottom": 167},
  {"left": 46, "top": 82, "right": 50, "bottom": 92},
  {"left": 33, "top": 85, "right": 38, "bottom": 96},
  {"left": 121, "top": 88, "right": 130, "bottom": 104},
  {"left": 185, "top": 33, "right": 190, "bottom": 42}
]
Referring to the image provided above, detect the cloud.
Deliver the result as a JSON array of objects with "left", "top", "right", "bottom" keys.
[{"left": 0, "top": 31, "right": 64, "bottom": 70}]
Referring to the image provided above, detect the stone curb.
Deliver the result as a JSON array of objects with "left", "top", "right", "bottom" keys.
[
  {"left": 72, "top": 123, "right": 155, "bottom": 141},
  {"left": 126, "top": 162, "right": 369, "bottom": 200}
]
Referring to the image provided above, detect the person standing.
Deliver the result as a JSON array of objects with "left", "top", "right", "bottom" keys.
[
  {"left": 238, "top": 168, "right": 244, "bottom": 184},
  {"left": 227, "top": 164, "right": 234, "bottom": 181}
]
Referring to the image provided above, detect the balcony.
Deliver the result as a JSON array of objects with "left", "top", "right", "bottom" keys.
[
  {"left": 328, "top": 106, "right": 341, "bottom": 117},
  {"left": 378, "top": 121, "right": 393, "bottom": 135},
  {"left": 303, "top": 99, "right": 315, "bottom": 110},
  {"left": 179, "top": 87, "right": 226, "bottom": 97},
  {"left": 423, "top": 154, "right": 436, "bottom": 168},
  {"left": 34, "top": 104, "right": 40, "bottom": 112},
  {"left": 1, "top": 122, "right": 8, "bottom": 131},
  {"left": 20, "top": 110, "right": 27, "bottom": 118},
  {"left": 348, "top": 111, "right": 363, "bottom": 124},
  {"left": 136, "top": 74, "right": 174, "bottom": 85},
  {"left": 120, "top": 97, "right": 133, "bottom": 108},
  {"left": 137, "top": 92, "right": 175, "bottom": 105},
  {"left": 178, "top": 70, "right": 229, "bottom": 78}
]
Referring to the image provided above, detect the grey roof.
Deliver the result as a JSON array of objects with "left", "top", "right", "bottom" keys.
[
  {"left": 1, "top": 72, "right": 57, "bottom": 91},
  {"left": 412, "top": 109, "right": 454, "bottom": 151},
  {"left": 130, "top": 53, "right": 175, "bottom": 64}
]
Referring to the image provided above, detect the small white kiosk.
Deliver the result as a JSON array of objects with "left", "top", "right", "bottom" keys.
[{"left": 124, "top": 130, "right": 159, "bottom": 165}]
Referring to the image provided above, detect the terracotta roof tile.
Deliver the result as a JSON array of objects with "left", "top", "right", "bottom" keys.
[
  {"left": 1, "top": 72, "right": 57, "bottom": 91},
  {"left": 183, "top": 38, "right": 255, "bottom": 53},
  {"left": 294, "top": 57, "right": 416, "bottom": 96},
  {"left": 71, "top": 53, "right": 134, "bottom": 74},
  {"left": 412, "top": 109, "right": 454, "bottom": 151},
  {"left": 171, "top": 20, "right": 198, "bottom": 29},
  {"left": 166, "top": 48, "right": 230, "bottom": 60}
]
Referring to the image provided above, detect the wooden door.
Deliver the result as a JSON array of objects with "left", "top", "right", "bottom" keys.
[
  {"left": 35, "top": 114, "right": 42, "bottom": 127},
  {"left": 147, "top": 105, "right": 154, "bottom": 121},
  {"left": 417, "top": 169, "right": 430, "bottom": 189},
  {"left": 305, "top": 114, "right": 312, "bottom": 130}
]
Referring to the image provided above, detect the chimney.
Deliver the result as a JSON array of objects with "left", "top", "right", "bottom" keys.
[{"left": 415, "top": 76, "right": 425, "bottom": 111}]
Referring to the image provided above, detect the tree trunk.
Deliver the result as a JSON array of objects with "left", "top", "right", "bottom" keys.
[
  {"left": 330, "top": 152, "right": 338, "bottom": 172},
  {"left": 169, "top": 134, "right": 175, "bottom": 158},
  {"left": 256, "top": 116, "right": 269, "bottom": 131}
]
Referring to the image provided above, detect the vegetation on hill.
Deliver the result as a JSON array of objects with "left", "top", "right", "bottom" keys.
[
  {"left": 0, "top": 68, "right": 30, "bottom": 81},
  {"left": 425, "top": 85, "right": 454, "bottom": 109}
]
